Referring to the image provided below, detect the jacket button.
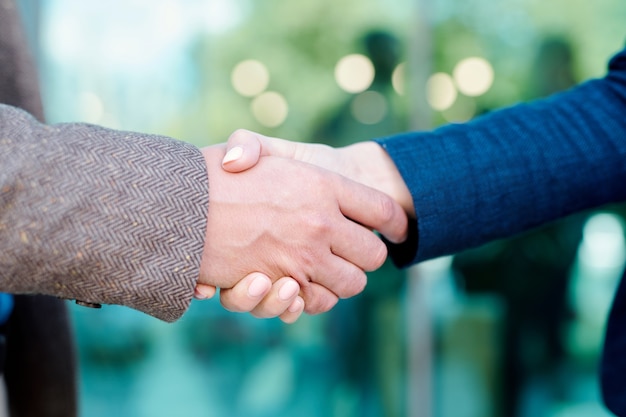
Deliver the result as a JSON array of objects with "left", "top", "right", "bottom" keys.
[{"left": 75, "top": 300, "right": 102, "bottom": 309}]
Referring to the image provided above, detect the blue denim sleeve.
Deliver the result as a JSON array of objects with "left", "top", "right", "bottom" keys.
[{"left": 376, "top": 44, "right": 626, "bottom": 266}]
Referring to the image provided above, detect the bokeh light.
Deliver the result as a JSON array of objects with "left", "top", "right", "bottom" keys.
[
  {"left": 453, "top": 57, "right": 494, "bottom": 97},
  {"left": 426, "top": 72, "right": 457, "bottom": 111},
  {"left": 231, "top": 59, "right": 270, "bottom": 97},
  {"left": 568, "top": 212, "right": 626, "bottom": 358},
  {"left": 334, "top": 54, "right": 375, "bottom": 93},
  {"left": 251, "top": 91, "right": 288, "bottom": 127},
  {"left": 351, "top": 91, "right": 388, "bottom": 124},
  {"left": 392, "top": 62, "right": 405, "bottom": 95},
  {"left": 579, "top": 213, "right": 626, "bottom": 270}
]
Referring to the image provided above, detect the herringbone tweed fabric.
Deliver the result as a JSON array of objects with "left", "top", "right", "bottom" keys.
[
  {"left": 1, "top": 1, "right": 79, "bottom": 415},
  {"left": 0, "top": 104, "right": 209, "bottom": 322}
]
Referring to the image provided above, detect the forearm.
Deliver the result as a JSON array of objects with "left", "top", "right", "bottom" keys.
[
  {"left": 0, "top": 104, "right": 208, "bottom": 322},
  {"left": 378, "top": 46, "right": 626, "bottom": 265}
]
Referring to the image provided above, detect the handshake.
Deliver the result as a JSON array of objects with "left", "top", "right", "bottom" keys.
[{"left": 194, "top": 129, "right": 414, "bottom": 323}]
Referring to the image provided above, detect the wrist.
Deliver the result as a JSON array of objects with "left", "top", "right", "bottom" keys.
[
  {"left": 197, "top": 145, "right": 225, "bottom": 288},
  {"left": 341, "top": 141, "right": 415, "bottom": 217}
]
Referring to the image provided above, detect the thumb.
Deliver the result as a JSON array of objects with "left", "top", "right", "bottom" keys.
[
  {"left": 221, "top": 129, "right": 264, "bottom": 172},
  {"left": 222, "top": 129, "right": 302, "bottom": 172},
  {"left": 194, "top": 283, "right": 217, "bottom": 300}
]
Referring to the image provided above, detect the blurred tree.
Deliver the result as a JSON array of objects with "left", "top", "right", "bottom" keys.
[{"left": 163, "top": 0, "right": 412, "bottom": 145}]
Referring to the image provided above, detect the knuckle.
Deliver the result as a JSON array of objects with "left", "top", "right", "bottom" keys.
[
  {"left": 305, "top": 295, "right": 338, "bottom": 314},
  {"left": 306, "top": 213, "right": 332, "bottom": 237},
  {"left": 300, "top": 283, "right": 338, "bottom": 314},
  {"left": 229, "top": 128, "right": 250, "bottom": 142},
  {"left": 307, "top": 172, "right": 333, "bottom": 200},
  {"left": 375, "top": 195, "right": 397, "bottom": 224},
  {"left": 368, "top": 240, "right": 388, "bottom": 271},
  {"left": 335, "top": 268, "right": 367, "bottom": 299},
  {"left": 309, "top": 169, "right": 328, "bottom": 187}
]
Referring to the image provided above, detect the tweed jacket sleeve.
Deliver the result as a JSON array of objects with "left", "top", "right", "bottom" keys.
[
  {"left": 0, "top": 104, "right": 209, "bottom": 322},
  {"left": 376, "top": 43, "right": 626, "bottom": 266}
]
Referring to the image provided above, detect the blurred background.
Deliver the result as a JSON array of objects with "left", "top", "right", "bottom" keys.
[{"left": 16, "top": 0, "right": 626, "bottom": 416}]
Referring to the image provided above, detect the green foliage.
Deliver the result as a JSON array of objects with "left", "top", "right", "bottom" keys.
[{"left": 163, "top": 0, "right": 413, "bottom": 146}]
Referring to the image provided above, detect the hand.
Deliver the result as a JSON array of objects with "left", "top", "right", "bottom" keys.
[
  {"left": 195, "top": 275, "right": 305, "bottom": 324},
  {"left": 197, "top": 145, "right": 408, "bottom": 314},
  {"left": 221, "top": 129, "right": 415, "bottom": 217},
  {"left": 206, "top": 130, "right": 414, "bottom": 322}
]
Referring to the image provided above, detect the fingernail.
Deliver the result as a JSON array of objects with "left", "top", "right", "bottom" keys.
[
  {"left": 194, "top": 288, "right": 208, "bottom": 300},
  {"left": 278, "top": 280, "right": 300, "bottom": 301},
  {"left": 288, "top": 297, "right": 304, "bottom": 313},
  {"left": 223, "top": 146, "right": 243, "bottom": 164},
  {"left": 248, "top": 275, "right": 270, "bottom": 297}
]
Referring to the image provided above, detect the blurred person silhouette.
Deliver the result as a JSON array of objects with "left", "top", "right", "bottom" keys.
[
  {"left": 220, "top": 37, "right": 626, "bottom": 416},
  {"left": 451, "top": 36, "right": 582, "bottom": 416}
]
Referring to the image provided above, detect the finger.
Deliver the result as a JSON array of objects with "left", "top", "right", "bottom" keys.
[
  {"left": 219, "top": 272, "right": 272, "bottom": 312},
  {"left": 194, "top": 284, "right": 217, "bottom": 299},
  {"left": 279, "top": 296, "right": 305, "bottom": 324},
  {"left": 250, "top": 277, "right": 301, "bottom": 318},
  {"left": 336, "top": 175, "right": 408, "bottom": 244},
  {"left": 299, "top": 281, "right": 339, "bottom": 315},
  {"left": 222, "top": 129, "right": 301, "bottom": 172},
  {"left": 274, "top": 236, "right": 368, "bottom": 300},
  {"left": 222, "top": 130, "right": 264, "bottom": 172},
  {"left": 329, "top": 219, "right": 389, "bottom": 272},
  {"left": 309, "top": 253, "right": 369, "bottom": 299}
]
